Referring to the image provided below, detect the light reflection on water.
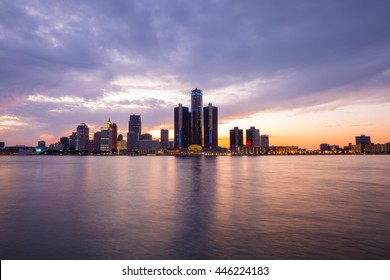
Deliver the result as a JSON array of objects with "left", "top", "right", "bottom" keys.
[{"left": 0, "top": 155, "right": 389, "bottom": 259}]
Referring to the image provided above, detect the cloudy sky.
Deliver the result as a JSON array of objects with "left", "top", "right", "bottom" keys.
[{"left": 1, "top": 0, "right": 390, "bottom": 149}]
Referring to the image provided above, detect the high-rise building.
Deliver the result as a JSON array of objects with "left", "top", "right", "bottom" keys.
[
  {"left": 93, "top": 131, "right": 101, "bottom": 152},
  {"left": 128, "top": 114, "right": 141, "bottom": 135},
  {"left": 112, "top": 123, "right": 118, "bottom": 150},
  {"left": 260, "top": 134, "right": 269, "bottom": 148},
  {"left": 37, "top": 140, "right": 46, "bottom": 149},
  {"left": 75, "top": 123, "right": 89, "bottom": 151},
  {"left": 355, "top": 134, "right": 371, "bottom": 145},
  {"left": 190, "top": 88, "right": 203, "bottom": 146},
  {"left": 230, "top": 127, "right": 243, "bottom": 149},
  {"left": 117, "top": 134, "right": 123, "bottom": 141},
  {"left": 100, "top": 119, "right": 113, "bottom": 153},
  {"left": 160, "top": 129, "right": 169, "bottom": 149},
  {"left": 246, "top": 126, "right": 260, "bottom": 147},
  {"left": 69, "top": 132, "right": 77, "bottom": 151},
  {"left": 174, "top": 104, "right": 190, "bottom": 149},
  {"left": 60, "top": 137, "right": 70, "bottom": 153},
  {"left": 203, "top": 103, "right": 218, "bottom": 148},
  {"left": 127, "top": 115, "right": 141, "bottom": 150}
]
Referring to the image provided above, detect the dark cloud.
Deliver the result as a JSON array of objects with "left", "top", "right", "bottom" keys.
[{"left": 1, "top": 0, "right": 390, "bottom": 143}]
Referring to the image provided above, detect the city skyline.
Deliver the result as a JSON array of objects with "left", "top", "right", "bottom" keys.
[{"left": 1, "top": 1, "right": 390, "bottom": 149}]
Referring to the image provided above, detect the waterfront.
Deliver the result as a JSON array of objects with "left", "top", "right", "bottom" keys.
[{"left": 0, "top": 155, "right": 389, "bottom": 259}]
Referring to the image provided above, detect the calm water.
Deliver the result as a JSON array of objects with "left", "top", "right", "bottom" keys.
[{"left": 0, "top": 155, "right": 389, "bottom": 260}]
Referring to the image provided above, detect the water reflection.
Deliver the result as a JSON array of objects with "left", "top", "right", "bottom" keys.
[{"left": 0, "top": 155, "right": 390, "bottom": 259}]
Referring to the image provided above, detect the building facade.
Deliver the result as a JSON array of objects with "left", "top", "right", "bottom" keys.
[
  {"left": 230, "top": 127, "right": 243, "bottom": 150},
  {"left": 160, "top": 129, "right": 169, "bottom": 149},
  {"left": 174, "top": 104, "right": 190, "bottom": 149},
  {"left": 190, "top": 88, "right": 203, "bottom": 146},
  {"left": 75, "top": 123, "right": 89, "bottom": 151},
  {"left": 246, "top": 126, "right": 260, "bottom": 147},
  {"left": 203, "top": 103, "right": 218, "bottom": 148},
  {"left": 100, "top": 119, "right": 113, "bottom": 152},
  {"left": 127, "top": 115, "right": 141, "bottom": 150}
]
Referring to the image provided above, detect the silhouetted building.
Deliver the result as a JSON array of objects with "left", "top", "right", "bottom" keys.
[
  {"left": 246, "top": 126, "right": 260, "bottom": 147},
  {"left": 140, "top": 133, "right": 153, "bottom": 140},
  {"left": 37, "top": 141, "right": 46, "bottom": 149},
  {"left": 117, "top": 134, "right": 123, "bottom": 141},
  {"left": 356, "top": 134, "right": 371, "bottom": 145},
  {"left": 190, "top": 88, "right": 203, "bottom": 146},
  {"left": 112, "top": 123, "right": 117, "bottom": 150},
  {"left": 160, "top": 129, "right": 169, "bottom": 149},
  {"left": 355, "top": 134, "right": 371, "bottom": 153},
  {"left": 230, "top": 127, "right": 243, "bottom": 149},
  {"left": 260, "top": 134, "right": 269, "bottom": 148},
  {"left": 129, "top": 114, "right": 141, "bottom": 134},
  {"left": 204, "top": 103, "right": 218, "bottom": 148},
  {"left": 174, "top": 104, "right": 190, "bottom": 149},
  {"left": 60, "top": 137, "right": 70, "bottom": 153},
  {"left": 75, "top": 123, "right": 89, "bottom": 151},
  {"left": 100, "top": 119, "right": 113, "bottom": 153},
  {"left": 0, "top": 142, "right": 5, "bottom": 150},
  {"left": 93, "top": 132, "right": 101, "bottom": 152},
  {"left": 127, "top": 115, "right": 141, "bottom": 150},
  {"left": 320, "top": 143, "right": 330, "bottom": 152},
  {"left": 69, "top": 132, "right": 77, "bottom": 151}
]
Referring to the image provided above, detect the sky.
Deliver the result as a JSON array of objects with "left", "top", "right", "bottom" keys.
[{"left": 1, "top": 0, "right": 390, "bottom": 149}]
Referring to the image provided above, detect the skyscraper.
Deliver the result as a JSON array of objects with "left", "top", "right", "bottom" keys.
[
  {"left": 75, "top": 123, "right": 89, "bottom": 151},
  {"left": 203, "top": 103, "right": 218, "bottom": 148},
  {"left": 100, "top": 118, "right": 113, "bottom": 153},
  {"left": 260, "top": 134, "right": 269, "bottom": 148},
  {"left": 190, "top": 88, "right": 203, "bottom": 146},
  {"left": 112, "top": 123, "right": 118, "bottom": 150},
  {"left": 355, "top": 134, "right": 371, "bottom": 145},
  {"left": 174, "top": 104, "right": 190, "bottom": 149},
  {"left": 127, "top": 114, "right": 141, "bottom": 150},
  {"left": 93, "top": 131, "right": 101, "bottom": 152},
  {"left": 60, "top": 137, "right": 70, "bottom": 153},
  {"left": 246, "top": 126, "right": 260, "bottom": 147},
  {"left": 160, "top": 129, "right": 169, "bottom": 150},
  {"left": 230, "top": 127, "right": 243, "bottom": 149},
  {"left": 128, "top": 114, "right": 141, "bottom": 134}
]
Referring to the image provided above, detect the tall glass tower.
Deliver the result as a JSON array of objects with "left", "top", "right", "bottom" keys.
[
  {"left": 190, "top": 88, "right": 203, "bottom": 146},
  {"left": 204, "top": 103, "right": 218, "bottom": 148},
  {"left": 174, "top": 104, "right": 190, "bottom": 149}
]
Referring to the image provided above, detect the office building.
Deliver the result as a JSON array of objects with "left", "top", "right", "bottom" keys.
[
  {"left": 160, "top": 129, "right": 169, "bottom": 149},
  {"left": 100, "top": 119, "right": 113, "bottom": 153},
  {"left": 246, "top": 126, "right": 260, "bottom": 147},
  {"left": 128, "top": 114, "right": 141, "bottom": 135},
  {"left": 112, "top": 122, "right": 118, "bottom": 150},
  {"left": 355, "top": 134, "right": 371, "bottom": 145},
  {"left": 260, "top": 134, "right": 269, "bottom": 148},
  {"left": 190, "top": 88, "right": 203, "bottom": 146},
  {"left": 75, "top": 123, "right": 89, "bottom": 151},
  {"left": 69, "top": 132, "right": 77, "bottom": 151},
  {"left": 127, "top": 115, "right": 141, "bottom": 150},
  {"left": 174, "top": 104, "right": 190, "bottom": 149},
  {"left": 60, "top": 137, "right": 70, "bottom": 153},
  {"left": 93, "top": 131, "right": 101, "bottom": 152},
  {"left": 203, "top": 103, "right": 218, "bottom": 148},
  {"left": 230, "top": 127, "right": 243, "bottom": 149}
]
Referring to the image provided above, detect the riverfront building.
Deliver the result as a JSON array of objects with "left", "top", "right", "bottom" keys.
[
  {"left": 190, "top": 88, "right": 203, "bottom": 146},
  {"left": 204, "top": 103, "right": 218, "bottom": 148},
  {"left": 174, "top": 104, "right": 190, "bottom": 149}
]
